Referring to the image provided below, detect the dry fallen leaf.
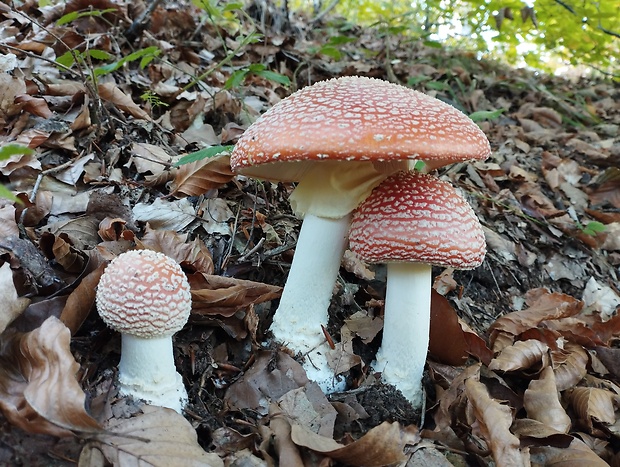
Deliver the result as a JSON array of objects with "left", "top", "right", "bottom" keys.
[
  {"left": 566, "top": 387, "right": 617, "bottom": 430},
  {"left": 169, "top": 154, "right": 235, "bottom": 197},
  {"left": 0, "top": 317, "right": 101, "bottom": 436},
  {"left": 488, "top": 339, "right": 549, "bottom": 372},
  {"left": 0, "top": 262, "right": 30, "bottom": 333},
  {"left": 81, "top": 405, "right": 223, "bottom": 467},
  {"left": 291, "top": 421, "right": 417, "bottom": 467},
  {"left": 465, "top": 378, "right": 529, "bottom": 466},
  {"left": 98, "top": 82, "right": 152, "bottom": 121},
  {"left": 523, "top": 366, "right": 571, "bottom": 433},
  {"left": 189, "top": 273, "right": 282, "bottom": 317}
]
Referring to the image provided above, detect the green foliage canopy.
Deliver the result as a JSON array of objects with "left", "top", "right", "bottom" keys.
[{"left": 297, "top": 0, "right": 619, "bottom": 74}]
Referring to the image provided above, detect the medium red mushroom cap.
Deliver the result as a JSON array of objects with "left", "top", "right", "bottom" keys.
[
  {"left": 230, "top": 76, "right": 491, "bottom": 182},
  {"left": 349, "top": 171, "right": 486, "bottom": 268},
  {"left": 96, "top": 249, "right": 192, "bottom": 338}
]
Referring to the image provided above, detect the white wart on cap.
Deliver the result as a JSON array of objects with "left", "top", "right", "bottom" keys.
[{"left": 349, "top": 171, "right": 486, "bottom": 268}]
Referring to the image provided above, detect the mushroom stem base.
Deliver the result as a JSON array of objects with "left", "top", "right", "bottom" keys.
[
  {"left": 118, "top": 334, "right": 187, "bottom": 413},
  {"left": 270, "top": 213, "right": 351, "bottom": 392},
  {"left": 373, "top": 262, "right": 432, "bottom": 408}
]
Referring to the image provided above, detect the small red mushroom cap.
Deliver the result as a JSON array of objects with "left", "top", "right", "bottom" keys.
[
  {"left": 230, "top": 76, "right": 491, "bottom": 181},
  {"left": 349, "top": 171, "right": 486, "bottom": 268},
  {"left": 96, "top": 250, "right": 192, "bottom": 338}
]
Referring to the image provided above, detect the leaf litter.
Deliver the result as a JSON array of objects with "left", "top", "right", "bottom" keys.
[{"left": 0, "top": 0, "right": 620, "bottom": 465}]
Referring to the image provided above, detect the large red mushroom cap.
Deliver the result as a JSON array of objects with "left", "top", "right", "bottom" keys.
[
  {"left": 231, "top": 76, "right": 491, "bottom": 182},
  {"left": 349, "top": 171, "right": 486, "bottom": 268},
  {"left": 96, "top": 249, "right": 192, "bottom": 338}
]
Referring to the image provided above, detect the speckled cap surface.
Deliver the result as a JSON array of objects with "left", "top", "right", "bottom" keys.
[
  {"left": 96, "top": 250, "right": 192, "bottom": 337},
  {"left": 230, "top": 76, "right": 491, "bottom": 181},
  {"left": 349, "top": 171, "right": 486, "bottom": 268}
]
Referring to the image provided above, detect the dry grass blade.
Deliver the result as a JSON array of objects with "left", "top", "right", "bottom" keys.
[
  {"left": 82, "top": 405, "right": 223, "bottom": 467},
  {"left": 523, "top": 366, "right": 571, "bottom": 433},
  {"left": 464, "top": 379, "right": 529, "bottom": 467},
  {"left": 0, "top": 317, "right": 101, "bottom": 436}
]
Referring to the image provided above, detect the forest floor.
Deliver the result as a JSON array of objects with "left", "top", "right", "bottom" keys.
[{"left": 0, "top": 0, "right": 619, "bottom": 466}]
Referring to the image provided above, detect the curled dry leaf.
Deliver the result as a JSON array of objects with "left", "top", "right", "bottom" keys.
[
  {"left": 136, "top": 227, "right": 214, "bottom": 274},
  {"left": 81, "top": 405, "right": 223, "bottom": 467},
  {"left": 429, "top": 290, "right": 468, "bottom": 366},
  {"left": 97, "top": 82, "right": 151, "bottom": 121},
  {"left": 60, "top": 264, "right": 106, "bottom": 335},
  {"left": 488, "top": 339, "right": 549, "bottom": 372},
  {"left": 290, "top": 421, "right": 415, "bottom": 467},
  {"left": 551, "top": 343, "right": 589, "bottom": 391},
  {"left": 464, "top": 379, "right": 529, "bottom": 467},
  {"left": 489, "top": 291, "right": 583, "bottom": 344},
  {"left": 433, "top": 363, "right": 482, "bottom": 431},
  {"left": 189, "top": 273, "right": 282, "bottom": 317},
  {"left": 523, "top": 366, "right": 571, "bottom": 433},
  {"left": 529, "top": 437, "right": 609, "bottom": 466},
  {"left": 0, "top": 317, "right": 101, "bottom": 436},
  {"left": 566, "top": 387, "right": 617, "bottom": 430},
  {"left": 225, "top": 351, "right": 309, "bottom": 415},
  {"left": 0, "top": 262, "right": 30, "bottom": 333},
  {"left": 169, "top": 155, "right": 235, "bottom": 197}
]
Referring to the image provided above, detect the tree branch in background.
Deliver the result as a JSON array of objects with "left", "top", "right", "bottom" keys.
[{"left": 552, "top": 0, "right": 620, "bottom": 40}]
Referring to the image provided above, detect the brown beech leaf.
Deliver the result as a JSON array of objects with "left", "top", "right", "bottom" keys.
[
  {"left": 488, "top": 339, "right": 549, "bottom": 372},
  {"left": 169, "top": 155, "right": 234, "bottom": 197},
  {"left": 290, "top": 421, "right": 416, "bottom": 467},
  {"left": 136, "top": 227, "right": 214, "bottom": 274},
  {"left": 523, "top": 366, "right": 571, "bottom": 433},
  {"left": 189, "top": 273, "right": 282, "bottom": 317},
  {"left": 0, "top": 262, "right": 31, "bottom": 333},
  {"left": 429, "top": 290, "right": 468, "bottom": 365},
  {"left": 551, "top": 343, "right": 589, "bottom": 391},
  {"left": 529, "top": 438, "right": 608, "bottom": 466},
  {"left": 566, "top": 387, "right": 617, "bottom": 430},
  {"left": 512, "top": 418, "right": 573, "bottom": 447},
  {"left": 489, "top": 291, "right": 582, "bottom": 343},
  {"left": 97, "top": 82, "right": 151, "bottom": 121},
  {"left": 225, "top": 351, "right": 309, "bottom": 414},
  {"left": 0, "top": 317, "right": 101, "bottom": 436},
  {"left": 60, "top": 264, "right": 106, "bottom": 335},
  {"left": 268, "top": 410, "right": 305, "bottom": 467},
  {"left": 433, "top": 363, "right": 482, "bottom": 430},
  {"left": 52, "top": 235, "right": 86, "bottom": 273},
  {"left": 82, "top": 405, "right": 223, "bottom": 467},
  {"left": 464, "top": 379, "right": 529, "bottom": 466}
]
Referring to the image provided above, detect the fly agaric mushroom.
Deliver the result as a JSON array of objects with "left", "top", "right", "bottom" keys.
[
  {"left": 349, "top": 171, "right": 486, "bottom": 407},
  {"left": 96, "top": 249, "right": 192, "bottom": 413},
  {"left": 230, "top": 76, "right": 490, "bottom": 392}
]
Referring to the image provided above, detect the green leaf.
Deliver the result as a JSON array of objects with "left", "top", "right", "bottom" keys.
[
  {"left": 56, "top": 8, "right": 117, "bottom": 26},
  {"left": 0, "top": 185, "right": 18, "bottom": 202},
  {"left": 469, "top": 108, "right": 505, "bottom": 122},
  {"left": 87, "top": 49, "right": 114, "bottom": 61},
  {"left": 0, "top": 144, "right": 34, "bottom": 161},
  {"left": 56, "top": 51, "right": 76, "bottom": 68},
  {"left": 222, "top": 2, "right": 243, "bottom": 11},
  {"left": 318, "top": 45, "right": 342, "bottom": 60},
  {"left": 581, "top": 221, "right": 606, "bottom": 236},
  {"left": 225, "top": 69, "right": 249, "bottom": 89},
  {"left": 174, "top": 145, "right": 234, "bottom": 167},
  {"left": 255, "top": 69, "right": 290, "bottom": 86}
]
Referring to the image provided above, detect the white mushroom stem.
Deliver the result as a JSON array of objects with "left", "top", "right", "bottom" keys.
[
  {"left": 118, "top": 334, "right": 187, "bottom": 414},
  {"left": 270, "top": 213, "right": 351, "bottom": 392},
  {"left": 373, "top": 262, "right": 432, "bottom": 408}
]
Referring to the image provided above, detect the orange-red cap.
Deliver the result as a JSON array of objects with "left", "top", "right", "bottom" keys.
[
  {"left": 349, "top": 171, "right": 486, "bottom": 268},
  {"left": 231, "top": 76, "right": 490, "bottom": 182}
]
